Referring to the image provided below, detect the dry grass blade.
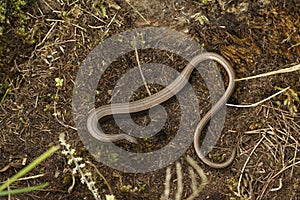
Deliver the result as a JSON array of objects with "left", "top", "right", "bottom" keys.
[
  {"left": 236, "top": 105, "right": 300, "bottom": 199},
  {"left": 86, "top": 161, "right": 113, "bottom": 195},
  {"left": 227, "top": 87, "right": 290, "bottom": 108},
  {"left": 235, "top": 63, "right": 300, "bottom": 82},
  {"left": 135, "top": 47, "right": 152, "bottom": 96},
  {"left": 237, "top": 135, "right": 264, "bottom": 197},
  {"left": 125, "top": 0, "right": 150, "bottom": 25}
]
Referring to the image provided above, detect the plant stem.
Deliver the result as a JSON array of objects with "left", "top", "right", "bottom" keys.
[
  {"left": 0, "top": 183, "right": 49, "bottom": 196},
  {"left": 0, "top": 146, "right": 59, "bottom": 192}
]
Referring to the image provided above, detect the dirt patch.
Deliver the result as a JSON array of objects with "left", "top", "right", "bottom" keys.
[{"left": 0, "top": 0, "right": 299, "bottom": 199}]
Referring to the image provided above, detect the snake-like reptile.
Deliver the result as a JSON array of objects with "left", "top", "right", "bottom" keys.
[{"left": 87, "top": 52, "right": 236, "bottom": 168}]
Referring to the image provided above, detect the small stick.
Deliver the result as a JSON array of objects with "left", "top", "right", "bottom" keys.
[
  {"left": 15, "top": 174, "right": 45, "bottom": 181},
  {"left": 67, "top": 170, "right": 76, "bottom": 193},
  {"left": 53, "top": 100, "right": 77, "bottom": 131},
  {"left": 86, "top": 161, "right": 113, "bottom": 195},
  {"left": 235, "top": 64, "right": 300, "bottom": 82},
  {"left": 270, "top": 178, "right": 282, "bottom": 192},
  {"left": 271, "top": 160, "right": 300, "bottom": 179},
  {"left": 125, "top": 0, "right": 150, "bottom": 25},
  {"left": 106, "top": 13, "right": 117, "bottom": 28},
  {"left": 135, "top": 47, "right": 152, "bottom": 96},
  {"left": 79, "top": 7, "right": 106, "bottom": 23},
  {"left": 36, "top": 21, "right": 57, "bottom": 48},
  {"left": 237, "top": 135, "right": 265, "bottom": 197},
  {"left": 226, "top": 87, "right": 290, "bottom": 108},
  {"left": 288, "top": 42, "right": 300, "bottom": 50}
]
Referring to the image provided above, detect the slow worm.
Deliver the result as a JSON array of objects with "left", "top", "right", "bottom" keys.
[{"left": 87, "top": 52, "right": 236, "bottom": 168}]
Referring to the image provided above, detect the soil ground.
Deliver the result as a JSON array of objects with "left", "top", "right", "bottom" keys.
[{"left": 0, "top": 0, "right": 300, "bottom": 200}]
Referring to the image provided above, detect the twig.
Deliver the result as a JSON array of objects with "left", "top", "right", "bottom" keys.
[
  {"left": 258, "top": 160, "right": 300, "bottom": 200},
  {"left": 271, "top": 160, "right": 300, "bottom": 180},
  {"left": 290, "top": 142, "right": 298, "bottom": 179},
  {"left": 41, "top": 0, "right": 56, "bottom": 12},
  {"left": 0, "top": 161, "right": 24, "bottom": 173},
  {"left": 36, "top": 21, "right": 57, "bottom": 48},
  {"left": 235, "top": 64, "right": 300, "bottom": 82},
  {"left": 67, "top": 169, "right": 76, "bottom": 193},
  {"left": 288, "top": 42, "right": 300, "bottom": 50},
  {"left": 125, "top": 0, "right": 150, "bottom": 25},
  {"left": 15, "top": 174, "right": 45, "bottom": 181},
  {"left": 270, "top": 178, "right": 282, "bottom": 192},
  {"left": 38, "top": 39, "right": 76, "bottom": 50},
  {"left": 134, "top": 47, "right": 151, "bottom": 96},
  {"left": 227, "top": 87, "right": 290, "bottom": 108},
  {"left": 87, "top": 25, "right": 105, "bottom": 29},
  {"left": 53, "top": 100, "right": 77, "bottom": 131},
  {"left": 0, "top": 146, "right": 58, "bottom": 192},
  {"left": 0, "top": 174, "right": 44, "bottom": 184},
  {"left": 71, "top": 23, "right": 86, "bottom": 32},
  {"left": 79, "top": 7, "right": 106, "bottom": 23},
  {"left": 86, "top": 161, "right": 113, "bottom": 195},
  {"left": 106, "top": 12, "right": 117, "bottom": 28},
  {"left": 238, "top": 135, "right": 265, "bottom": 197}
]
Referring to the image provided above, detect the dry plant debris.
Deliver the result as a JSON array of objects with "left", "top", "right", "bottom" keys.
[{"left": 0, "top": 0, "right": 299, "bottom": 199}]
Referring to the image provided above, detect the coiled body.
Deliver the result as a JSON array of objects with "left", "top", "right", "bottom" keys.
[{"left": 87, "top": 52, "right": 236, "bottom": 168}]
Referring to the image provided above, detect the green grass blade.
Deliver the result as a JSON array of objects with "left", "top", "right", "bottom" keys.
[
  {"left": 0, "top": 183, "right": 49, "bottom": 196},
  {"left": 0, "top": 146, "right": 59, "bottom": 192}
]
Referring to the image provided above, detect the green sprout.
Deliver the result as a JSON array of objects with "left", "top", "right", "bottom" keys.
[
  {"left": 0, "top": 82, "right": 10, "bottom": 105},
  {"left": 55, "top": 78, "right": 64, "bottom": 87}
]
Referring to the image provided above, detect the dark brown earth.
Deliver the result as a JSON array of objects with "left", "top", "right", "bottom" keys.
[{"left": 0, "top": 0, "right": 299, "bottom": 200}]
